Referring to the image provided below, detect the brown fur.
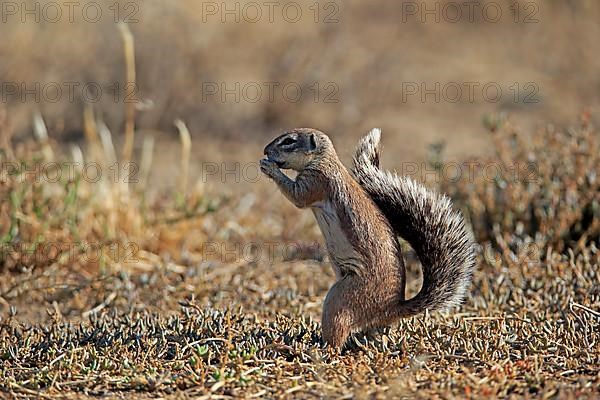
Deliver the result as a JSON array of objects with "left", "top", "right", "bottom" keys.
[{"left": 261, "top": 128, "right": 475, "bottom": 348}]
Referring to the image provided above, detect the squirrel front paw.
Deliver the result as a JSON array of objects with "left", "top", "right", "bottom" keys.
[{"left": 260, "top": 158, "right": 280, "bottom": 178}]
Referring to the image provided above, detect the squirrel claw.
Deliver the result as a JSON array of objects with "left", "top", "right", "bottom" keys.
[{"left": 260, "top": 158, "right": 279, "bottom": 177}]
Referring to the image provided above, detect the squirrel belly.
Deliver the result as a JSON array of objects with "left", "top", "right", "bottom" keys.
[{"left": 311, "top": 200, "right": 364, "bottom": 280}]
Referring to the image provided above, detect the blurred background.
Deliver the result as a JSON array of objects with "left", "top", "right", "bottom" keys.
[
  {"left": 1, "top": 3, "right": 599, "bottom": 395},
  {"left": 2, "top": 0, "right": 600, "bottom": 190}
]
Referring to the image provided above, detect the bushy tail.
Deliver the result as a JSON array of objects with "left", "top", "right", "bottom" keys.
[{"left": 353, "top": 128, "right": 476, "bottom": 315}]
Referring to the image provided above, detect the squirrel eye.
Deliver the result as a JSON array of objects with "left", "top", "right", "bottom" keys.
[{"left": 280, "top": 137, "right": 297, "bottom": 146}]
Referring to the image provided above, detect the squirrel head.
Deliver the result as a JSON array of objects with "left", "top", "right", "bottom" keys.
[{"left": 263, "top": 128, "right": 334, "bottom": 171}]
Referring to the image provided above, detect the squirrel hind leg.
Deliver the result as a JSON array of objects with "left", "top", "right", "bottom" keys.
[
  {"left": 322, "top": 274, "right": 401, "bottom": 349},
  {"left": 322, "top": 279, "right": 354, "bottom": 348}
]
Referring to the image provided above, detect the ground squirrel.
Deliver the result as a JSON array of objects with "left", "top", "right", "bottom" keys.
[{"left": 260, "top": 128, "right": 475, "bottom": 349}]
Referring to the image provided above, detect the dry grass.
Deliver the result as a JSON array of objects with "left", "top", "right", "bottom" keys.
[
  {"left": 0, "top": 113, "right": 599, "bottom": 399},
  {"left": 1, "top": 1, "right": 600, "bottom": 398}
]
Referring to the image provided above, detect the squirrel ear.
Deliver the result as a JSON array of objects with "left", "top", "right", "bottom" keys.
[{"left": 308, "top": 133, "right": 317, "bottom": 152}]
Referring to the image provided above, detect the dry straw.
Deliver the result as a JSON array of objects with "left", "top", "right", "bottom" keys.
[
  {"left": 118, "top": 22, "right": 137, "bottom": 175},
  {"left": 175, "top": 118, "right": 192, "bottom": 196}
]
